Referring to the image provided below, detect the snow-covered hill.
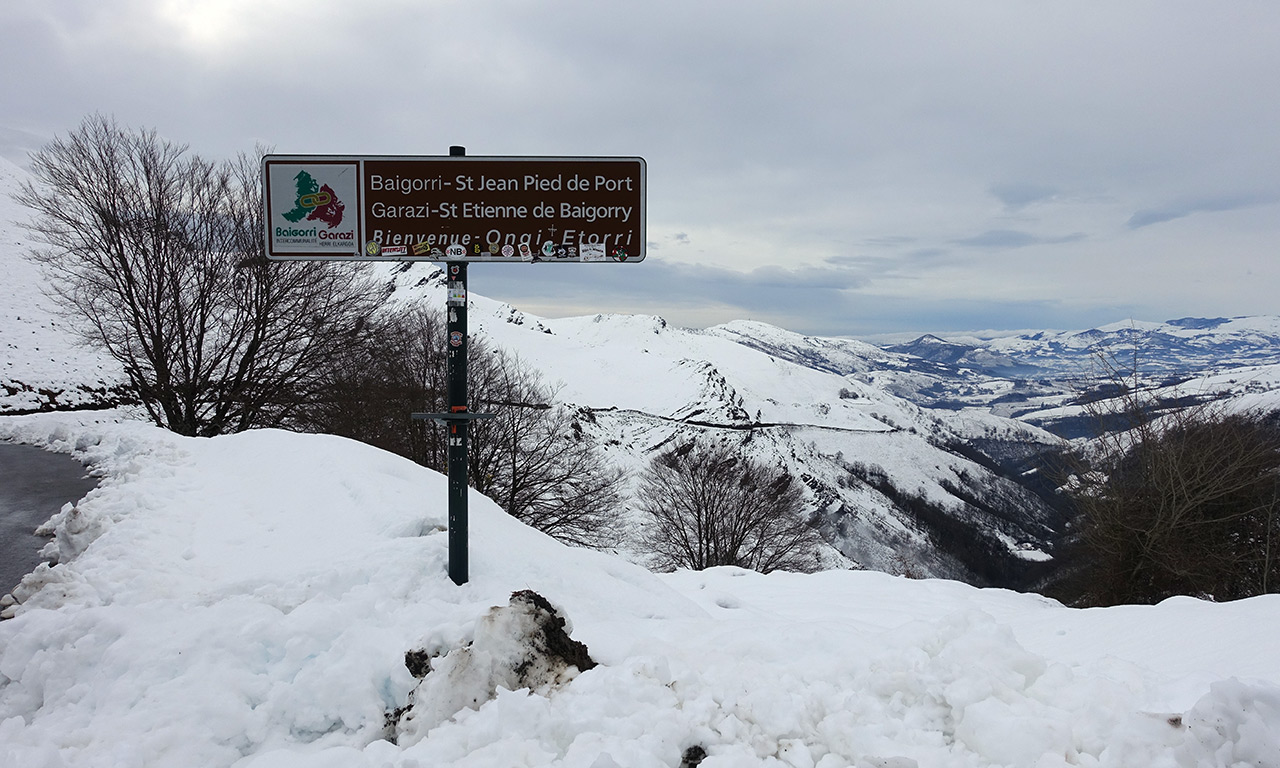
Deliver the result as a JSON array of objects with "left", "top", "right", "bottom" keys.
[
  {"left": 1016, "top": 362, "right": 1280, "bottom": 440},
  {"left": 0, "top": 157, "right": 124, "bottom": 413},
  {"left": 2, "top": 412, "right": 1277, "bottom": 768},
  {"left": 380, "top": 264, "right": 1066, "bottom": 585},
  {"left": 377, "top": 267, "right": 1280, "bottom": 583}
]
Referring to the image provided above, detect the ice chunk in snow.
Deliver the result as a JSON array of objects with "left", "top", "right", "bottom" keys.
[{"left": 1177, "top": 678, "right": 1280, "bottom": 765}]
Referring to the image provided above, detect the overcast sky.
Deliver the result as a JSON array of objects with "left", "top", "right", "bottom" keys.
[{"left": 3, "top": 1, "right": 1278, "bottom": 338}]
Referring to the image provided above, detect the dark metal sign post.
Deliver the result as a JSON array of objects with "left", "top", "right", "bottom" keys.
[
  {"left": 263, "top": 147, "right": 645, "bottom": 585},
  {"left": 413, "top": 259, "right": 495, "bottom": 586},
  {"left": 444, "top": 261, "right": 471, "bottom": 585}
]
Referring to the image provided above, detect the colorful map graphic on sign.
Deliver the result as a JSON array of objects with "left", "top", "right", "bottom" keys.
[{"left": 282, "top": 170, "right": 345, "bottom": 228}]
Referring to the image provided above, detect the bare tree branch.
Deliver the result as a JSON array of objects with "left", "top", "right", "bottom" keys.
[{"left": 15, "top": 116, "right": 379, "bottom": 435}]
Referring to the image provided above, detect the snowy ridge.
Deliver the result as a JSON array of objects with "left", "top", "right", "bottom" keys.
[
  {"left": 707, "top": 319, "right": 898, "bottom": 377},
  {"left": 376, "top": 263, "right": 1065, "bottom": 580},
  {"left": 0, "top": 157, "right": 124, "bottom": 412},
  {"left": 1, "top": 412, "right": 1278, "bottom": 767},
  {"left": 907, "top": 316, "right": 1280, "bottom": 379}
]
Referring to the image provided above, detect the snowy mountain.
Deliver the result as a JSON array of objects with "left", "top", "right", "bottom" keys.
[
  {"left": 884, "top": 334, "right": 1037, "bottom": 378},
  {"left": 371, "top": 269, "right": 1280, "bottom": 586}
]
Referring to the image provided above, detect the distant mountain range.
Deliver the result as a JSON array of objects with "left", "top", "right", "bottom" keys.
[{"left": 886, "top": 317, "right": 1280, "bottom": 380}]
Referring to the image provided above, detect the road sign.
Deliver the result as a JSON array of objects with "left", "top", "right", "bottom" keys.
[
  {"left": 262, "top": 148, "right": 647, "bottom": 584},
  {"left": 263, "top": 155, "right": 646, "bottom": 263}
]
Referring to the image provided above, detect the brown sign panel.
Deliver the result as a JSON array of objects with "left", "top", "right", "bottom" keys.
[{"left": 263, "top": 155, "right": 645, "bottom": 263}]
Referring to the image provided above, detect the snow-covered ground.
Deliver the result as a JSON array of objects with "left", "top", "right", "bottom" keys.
[
  {"left": 2, "top": 411, "right": 1277, "bottom": 768},
  {"left": 0, "top": 157, "right": 122, "bottom": 412}
]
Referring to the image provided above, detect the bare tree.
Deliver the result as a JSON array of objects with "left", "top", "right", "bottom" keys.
[
  {"left": 635, "top": 439, "right": 823, "bottom": 573},
  {"left": 303, "top": 305, "right": 625, "bottom": 548},
  {"left": 1058, "top": 352, "right": 1280, "bottom": 605},
  {"left": 299, "top": 302, "right": 453, "bottom": 467},
  {"left": 15, "top": 115, "right": 378, "bottom": 435},
  {"left": 471, "top": 349, "right": 625, "bottom": 548}
]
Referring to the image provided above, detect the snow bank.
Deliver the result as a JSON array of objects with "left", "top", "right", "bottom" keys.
[{"left": 2, "top": 412, "right": 1278, "bottom": 767}]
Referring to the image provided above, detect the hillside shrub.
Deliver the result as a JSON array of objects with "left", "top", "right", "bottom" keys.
[
  {"left": 635, "top": 440, "right": 823, "bottom": 573},
  {"left": 1058, "top": 376, "right": 1280, "bottom": 605}
]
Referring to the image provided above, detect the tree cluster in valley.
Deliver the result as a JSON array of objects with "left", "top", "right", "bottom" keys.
[{"left": 1051, "top": 357, "right": 1280, "bottom": 606}]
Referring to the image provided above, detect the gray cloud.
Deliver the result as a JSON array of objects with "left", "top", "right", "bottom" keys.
[
  {"left": 3, "top": 1, "right": 1279, "bottom": 336},
  {"left": 952, "top": 230, "right": 1086, "bottom": 249},
  {"left": 990, "top": 183, "right": 1059, "bottom": 211},
  {"left": 472, "top": 258, "right": 868, "bottom": 329},
  {"left": 469, "top": 258, "right": 1125, "bottom": 337},
  {"left": 1127, "top": 192, "right": 1278, "bottom": 229}
]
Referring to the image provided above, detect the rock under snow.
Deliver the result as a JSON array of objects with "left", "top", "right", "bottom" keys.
[{"left": 394, "top": 589, "right": 596, "bottom": 744}]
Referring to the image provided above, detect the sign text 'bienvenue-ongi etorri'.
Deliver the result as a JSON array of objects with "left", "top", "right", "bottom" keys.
[{"left": 262, "top": 155, "right": 646, "bottom": 263}]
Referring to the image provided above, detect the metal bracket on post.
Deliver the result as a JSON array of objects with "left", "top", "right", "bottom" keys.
[{"left": 412, "top": 412, "right": 498, "bottom": 425}]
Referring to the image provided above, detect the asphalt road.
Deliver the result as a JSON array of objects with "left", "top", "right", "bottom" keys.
[{"left": 0, "top": 442, "right": 98, "bottom": 594}]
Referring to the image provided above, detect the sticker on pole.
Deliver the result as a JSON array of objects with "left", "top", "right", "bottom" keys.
[{"left": 447, "top": 282, "right": 466, "bottom": 306}]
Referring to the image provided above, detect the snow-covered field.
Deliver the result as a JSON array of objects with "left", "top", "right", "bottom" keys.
[
  {"left": 0, "top": 157, "right": 122, "bottom": 412},
  {"left": 2, "top": 411, "right": 1277, "bottom": 768}
]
